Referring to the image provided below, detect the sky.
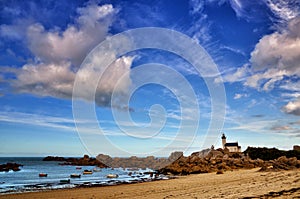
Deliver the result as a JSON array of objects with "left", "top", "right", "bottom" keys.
[{"left": 0, "top": 0, "right": 300, "bottom": 157}]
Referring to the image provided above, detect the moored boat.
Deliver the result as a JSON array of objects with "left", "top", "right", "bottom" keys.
[
  {"left": 106, "top": 174, "right": 119, "bottom": 178},
  {"left": 93, "top": 167, "right": 101, "bottom": 172},
  {"left": 83, "top": 170, "right": 93, "bottom": 175},
  {"left": 39, "top": 173, "right": 47, "bottom": 177},
  {"left": 70, "top": 174, "right": 81, "bottom": 178},
  {"left": 76, "top": 167, "right": 82, "bottom": 170}
]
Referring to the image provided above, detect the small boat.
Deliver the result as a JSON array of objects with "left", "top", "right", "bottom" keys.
[
  {"left": 93, "top": 167, "right": 101, "bottom": 172},
  {"left": 83, "top": 170, "right": 93, "bottom": 175},
  {"left": 39, "top": 173, "right": 48, "bottom": 177},
  {"left": 60, "top": 179, "right": 70, "bottom": 184},
  {"left": 106, "top": 174, "right": 119, "bottom": 178},
  {"left": 70, "top": 174, "right": 81, "bottom": 178},
  {"left": 76, "top": 167, "right": 82, "bottom": 170}
]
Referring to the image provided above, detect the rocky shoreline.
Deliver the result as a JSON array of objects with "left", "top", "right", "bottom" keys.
[
  {"left": 42, "top": 147, "right": 300, "bottom": 175},
  {"left": 158, "top": 147, "right": 300, "bottom": 175}
]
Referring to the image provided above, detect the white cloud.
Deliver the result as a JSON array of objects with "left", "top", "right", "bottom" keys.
[
  {"left": 244, "top": 68, "right": 288, "bottom": 91},
  {"left": 215, "top": 64, "right": 250, "bottom": 84},
  {"left": 0, "top": 19, "right": 29, "bottom": 40},
  {"left": 220, "top": 45, "right": 246, "bottom": 56},
  {"left": 12, "top": 62, "right": 75, "bottom": 98},
  {"left": 215, "top": 4, "right": 300, "bottom": 92},
  {"left": 250, "top": 17, "right": 300, "bottom": 75},
  {"left": 280, "top": 80, "right": 300, "bottom": 91},
  {"left": 247, "top": 16, "right": 300, "bottom": 114},
  {"left": 0, "top": 111, "right": 76, "bottom": 132},
  {"left": 12, "top": 55, "right": 134, "bottom": 107},
  {"left": 188, "top": 0, "right": 212, "bottom": 44},
  {"left": 26, "top": 4, "right": 116, "bottom": 66},
  {"left": 281, "top": 92, "right": 300, "bottom": 98},
  {"left": 282, "top": 98, "right": 300, "bottom": 116},
  {"left": 266, "top": 0, "right": 300, "bottom": 22},
  {"left": 1, "top": 2, "right": 135, "bottom": 108},
  {"left": 233, "top": 93, "right": 248, "bottom": 100}
]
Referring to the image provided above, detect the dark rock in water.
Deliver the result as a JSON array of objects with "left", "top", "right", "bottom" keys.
[
  {"left": 0, "top": 163, "right": 23, "bottom": 172},
  {"left": 43, "top": 155, "right": 108, "bottom": 168},
  {"left": 43, "top": 156, "right": 66, "bottom": 161}
]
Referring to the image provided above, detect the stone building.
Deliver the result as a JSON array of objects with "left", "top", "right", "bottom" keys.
[{"left": 222, "top": 133, "right": 241, "bottom": 152}]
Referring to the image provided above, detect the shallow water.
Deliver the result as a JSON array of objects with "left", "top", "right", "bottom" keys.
[{"left": 0, "top": 157, "right": 159, "bottom": 193}]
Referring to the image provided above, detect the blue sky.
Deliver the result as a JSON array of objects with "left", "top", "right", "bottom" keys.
[{"left": 0, "top": 0, "right": 300, "bottom": 157}]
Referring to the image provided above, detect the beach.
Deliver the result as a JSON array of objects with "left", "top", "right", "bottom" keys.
[{"left": 1, "top": 168, "right": 299, "bottom": 199}]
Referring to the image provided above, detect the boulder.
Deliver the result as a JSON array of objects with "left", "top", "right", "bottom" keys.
[{"left": 0, "top": 163, "right": 23, "bottom": 172}]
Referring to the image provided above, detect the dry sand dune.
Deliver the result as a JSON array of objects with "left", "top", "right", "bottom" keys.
[{"left": 1, "top": 168, "right": 299, "bottom": 199}]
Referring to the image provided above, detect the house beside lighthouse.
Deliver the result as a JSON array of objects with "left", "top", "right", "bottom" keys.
[{"left": 221, "top": 133, "right": 241, "bottom": 152}]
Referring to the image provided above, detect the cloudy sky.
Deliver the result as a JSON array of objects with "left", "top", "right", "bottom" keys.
[{"left": 0, "top": 0, "right": 300, "bottom": 157}]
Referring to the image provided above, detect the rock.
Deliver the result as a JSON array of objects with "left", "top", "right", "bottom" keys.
[
  {"left": 206, "top": 150, "right": 223, "bottom": 159},
  {"left": 158, "top": 147, "right": 299, "bottom": 175},
  {"left": 293, "top": 145, "right": 300, "bottom": 151},
  {"left": 44, "top": 155, "right": 108, "bottom": 167},
  {"left": 216, "top": 170, "right": 224, "bottom": 174},
  {"left": 244, "top": 147, "right": 300, "bottom": 160},
  {"left": 190, "top": 148, "right": 210, "bottom": 158},
  {"left": 43, "top": 156, "right": 66, "bottom": 161},
  {"left": 96, "top": 152, "right": 184, "bottom": 169},
  {"left": 0, "top": 163, "right": 23, "bottom": 172}
]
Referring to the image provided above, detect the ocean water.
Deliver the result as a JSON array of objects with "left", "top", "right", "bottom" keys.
[{"left": 0, "top": 157, "right": 160, "bottom": 194}]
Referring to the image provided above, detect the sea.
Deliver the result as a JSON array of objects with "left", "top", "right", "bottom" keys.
[{"left": 0, "top": 157, "right": 162, "bottom": 194}]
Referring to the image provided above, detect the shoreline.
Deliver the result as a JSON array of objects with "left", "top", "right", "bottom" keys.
[
  {"left": 1, "top": 168, "right": 299, "bottom": 199},
  {"left": 0, "top": 175, "right": 171, "bottom": 195}
]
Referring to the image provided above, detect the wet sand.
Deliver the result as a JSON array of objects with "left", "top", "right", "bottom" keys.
[{"left": 1, "top": 168, "right": 299, "bottom": 199}]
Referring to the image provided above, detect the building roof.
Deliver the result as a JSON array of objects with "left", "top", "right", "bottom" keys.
[{"left": 225, "top": 142, "right": 240, "bottom": 147}]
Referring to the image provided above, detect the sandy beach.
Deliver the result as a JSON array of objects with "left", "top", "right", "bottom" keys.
[{"left": 1, "top": 168, "right": 299, "bottom": 199}]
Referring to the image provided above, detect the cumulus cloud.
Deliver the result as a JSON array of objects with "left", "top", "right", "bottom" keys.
[
  {"left": 1, "top": 2, "right": 135, "bottom": 108},
  {"left": 236, "top": 16, "right": 300, "bottom": 92},
  {"left": 282, "top": 98, "right": 300, "bottom": 116},
  {"left": 26, "top": 4, "right": 116, "bottom": 66},
  {"left": 12, "top": 62, "right": 75, "bottom": 98},
  {"left": 250, "top": 17, "right": 300, "bottom": 75},
  {"left": 246, "top": 16, "right": 300, "bottom": 114}
]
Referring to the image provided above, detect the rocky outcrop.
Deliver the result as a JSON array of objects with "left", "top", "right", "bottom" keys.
[
  {"left": 158, "top": 149, "right": 264, "bottom": 175},
  {"left": 96, "top": 151, "right": 183, "bottom": 169},
  {"left": 158, "top": 149, "right": 300, "bottom": 175},
  {"left": 259, "top": 156, "right": 300, "bottom": 171},
  {"left": 43, "top": 156, "right": 66, "bottom": 161},
  {"left": 294, "top": 145, "right": 300, "bottom": 151},
  {"left": 0, "top": 163, "right": 23, "bottom": 172},
  {"left": 244, "top": 147, "right": 300, "bottom": 160},
  {"left": 43, "top": 155, "right": 108, "bottom": 168}
]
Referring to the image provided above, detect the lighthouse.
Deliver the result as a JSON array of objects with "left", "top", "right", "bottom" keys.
[
  {"left": 221, "top": 133, "right": 241, "bottom": 152},
  {"left": 221, "top": 133, "right": 226, "bottom": 149}
]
